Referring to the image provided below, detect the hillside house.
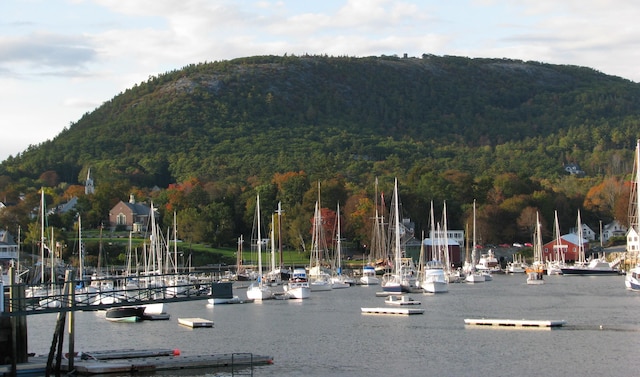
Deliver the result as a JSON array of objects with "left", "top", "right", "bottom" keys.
[
  {"left": 109, "top": 194, "right": 155, "bottom": 232},
  {"left": 564, "top": 163, "right": 585, "bottom": 176},
  {"left": 602, "top": 220, "right": 627, "bottom": 243},
  {"left": 0, "top": 230, "right": 18, "bottom": 261}
]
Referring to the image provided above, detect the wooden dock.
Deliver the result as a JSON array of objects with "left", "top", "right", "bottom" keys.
[
  {"left": 361, "top": 307, "right": 425, "bottom": 315},
  {"left": 178, "top": 317, "right": 213, "bottom": 328},
  {"left": 464, "top": 318, "right": 566, "bottom": 328}
]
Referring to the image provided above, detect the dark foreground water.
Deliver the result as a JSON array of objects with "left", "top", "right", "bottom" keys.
[{"left": 26, "top": 274, "right": 640, "bottom": 376}]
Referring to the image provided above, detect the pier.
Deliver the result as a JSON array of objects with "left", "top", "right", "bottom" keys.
[
  {"left": 0, "top": 350, "right": 273, "bottom": 375},
  {"left": 1, "top": 267, "right": 271, "bottom": 375}
]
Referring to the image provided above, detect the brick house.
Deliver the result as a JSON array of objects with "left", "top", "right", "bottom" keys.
[{"left": 109, "top": 194, "right": 156, "bottom": 232}]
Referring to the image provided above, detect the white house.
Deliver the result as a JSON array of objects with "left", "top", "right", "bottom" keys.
[{"left": 602, "top": 220, "right": 627, "bottom": 243}]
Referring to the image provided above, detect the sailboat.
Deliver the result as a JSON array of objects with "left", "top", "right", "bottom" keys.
[
  {"left": 626, "top": 139, "right": 640, "bottom": 290},
  {"left": 561, "top": 210, "right": 619, "bottom": 275},
  {"left": 419, "top": 202, "right": 448, "bottom": 293},
  {"left": 546, "top": 210, "right": 567, "bottom": 275},
  {"left": 526, "top": 212, "right": 546, "bottom": 274},
  {"left": 381, "top": 178, "right": 418, "bottom": 293},
  {"left": 465, "top": 200, "right": 485, "bottom": 283},
  {"left": 371, "top": 178, "right": 391, "bottom": 276},
  {"left": 361, "top": 179, "right": 383, "bottom": 285},
  {"left": 526, "top": 212, "right": 545, "bottom": 285},
  {"left": 267, "top": 202, "right": 291, "bottom": 284},
  {"left": 26, "top": 189, "right": 62, "bottom": 307},
  {"left": 246, "top": 194, "right": 274, "bottom": 300},
  {"left": 308, "top": 183, "right": 332, "bottom": 292},
  {"left": 330, "top": 204, "right": 353, "bottom": 288}
]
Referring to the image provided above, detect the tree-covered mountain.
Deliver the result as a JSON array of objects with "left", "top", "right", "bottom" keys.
[{"left": 1, "top": 54, "right": 639, "bottom": 254}]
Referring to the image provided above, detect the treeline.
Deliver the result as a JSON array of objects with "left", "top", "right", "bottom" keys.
[{"left": 0, "top": 54, "right": 639, "bottom": 261}]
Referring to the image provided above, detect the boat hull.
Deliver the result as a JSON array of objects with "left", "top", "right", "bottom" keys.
[
  {"left": 560, "top": 268, "right": 620, "bottom": 276},
  {"left": 422, "top": 282, "right": 448, "bottom": 293},
  {"left": 105, "top": 306, "right": 145, "bottom": 323}
]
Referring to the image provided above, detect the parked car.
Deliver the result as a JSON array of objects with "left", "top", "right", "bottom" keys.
[
  {"left": 512, "top": 243, "right": 523, "bottom": 248},
  {"left": 524, "top": 242, "right": 533, "bottom": 247},
  {"left": 498, "top": 243, "right": 510, "bottom": 248}
]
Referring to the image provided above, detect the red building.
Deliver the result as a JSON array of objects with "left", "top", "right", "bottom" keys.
[{"left": 542, "top": 233, "right": 589, "bottom": 262}]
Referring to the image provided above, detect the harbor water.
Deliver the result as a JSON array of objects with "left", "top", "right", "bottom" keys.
[{"left": 26, "top": 274, "right": 640, "bottom": 376}]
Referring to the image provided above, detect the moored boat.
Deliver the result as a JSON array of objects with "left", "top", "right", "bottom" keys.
[
  {"left": 105, "top": 306, "right": 146, "bottom": 323},
  {"left": 359, "top": 265, "right": 380, "bottom": 285},
  {"left": 560, "top": 258, "right": 621, "bottom": 275},
  {"left": 284, "top": 268, "right": 311, "bottom": 299},
  {"left": 526, "top": 270, "right": 545, "bottom": 285}
]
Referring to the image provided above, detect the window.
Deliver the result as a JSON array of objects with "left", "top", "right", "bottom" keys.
[{"left": 117, "top": 213, "right": 126, "bottom": 225}]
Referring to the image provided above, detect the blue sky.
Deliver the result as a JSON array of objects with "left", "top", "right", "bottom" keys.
[{"left": 1, "top": 0, "right": 639, "bottom": 162}]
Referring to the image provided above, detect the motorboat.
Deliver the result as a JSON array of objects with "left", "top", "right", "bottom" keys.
[
  {"left": 420, "top": 261, "right": 448, "bottom": 293},
  {"left": 560, "top": 258, "right": 621, "bottom": 275},
  {"left": 283, "top": 268, "right": 311, "bottom": 299},
  {"left": 360, "top": 266, "right": 380, "bottom": 285},
  {"left": 526, "top": 270, "right": 545, "bottom": 285},
  {"left": 105, "top": 306, "right": 146, "bottom": 323}
]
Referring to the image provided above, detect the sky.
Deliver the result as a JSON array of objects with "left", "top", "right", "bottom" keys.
[{"left": 1, "top": 0, "right": 640, "bottom": 162}]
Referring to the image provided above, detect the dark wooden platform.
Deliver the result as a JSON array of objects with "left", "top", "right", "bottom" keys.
[{"left": 1, "top": 350, "right": 273, "bottom": 375}]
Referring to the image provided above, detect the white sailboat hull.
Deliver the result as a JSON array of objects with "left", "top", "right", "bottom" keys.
[{"left": 246, "top": 283, "right": 273, "bottom": 300}]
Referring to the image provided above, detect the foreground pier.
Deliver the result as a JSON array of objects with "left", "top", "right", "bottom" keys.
[{"left": 0, "top": 349, "right": 273, "bottom": 375}]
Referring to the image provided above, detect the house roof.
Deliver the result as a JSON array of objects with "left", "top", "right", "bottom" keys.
[
  {"left": 561, "top": 233, "right": 588, "bottom": 245},
  {"left": 120, "top": 201, "right": 153, "bottom": 216},
  {"left": 0, "top": 230, "right": 16, "bottom": 246},
  {"left": 422, "top": 238, "right": 460, "bottom": 246}
]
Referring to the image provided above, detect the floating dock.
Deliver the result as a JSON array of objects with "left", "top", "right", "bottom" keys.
[
  {"left": 464, "top": 318, "right": 566, "bottom": 328},
  {"left": 361, "top": 307, "right": 425, "bottom": 315},
  {"left": 178, "top": 317, "right": 214, "bottom": 328}
]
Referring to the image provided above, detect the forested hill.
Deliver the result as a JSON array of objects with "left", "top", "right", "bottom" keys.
[{"left": 2, "top": 54, "right": 640, "bottom": 188}]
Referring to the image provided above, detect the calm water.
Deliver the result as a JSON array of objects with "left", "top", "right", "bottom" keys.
[{"left": 26, "top": 274, "right": 640, "bottom": 376}]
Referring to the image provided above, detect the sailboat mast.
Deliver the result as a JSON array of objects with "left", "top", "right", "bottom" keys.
[
  {"left": 277, "top": 202, "right": 283, "bottom": 268},
  {"left": 577, "top": 210, "right": 585, "bottom": 264},
  {"left": 271, "top": 214, "right": 276, "bottom": 273},
  {"left": 256, "top": 194, "right": 262, "bottom": 286},
  {"left": 472, "top": 199, "right": 477, "bottom": 266},
  {"left": 336, "top": 203, "right": 341, "bottom": 275},
  {"left": 40, "top": 189, "right": 45, "bottom": 285},
  {"left": 442, "top": 201, "right": 450, "bottom": 272},
  {"left": 535, "top": 212, "right": 542, "bottom": 263},
  {"left": 393, "top": 178, "right": 401, "bottom": 274},
  {"left": 79, "top": 216, "right": 84, "bottom": 282},
  {"left": 50, "top": 227, "right": 55, "bottom": 286},
  {"left": 173, "top": 211, "right": 178, "bottom": 274}
]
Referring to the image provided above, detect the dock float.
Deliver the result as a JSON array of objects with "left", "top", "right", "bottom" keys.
[
  {"left": 178, "top": 317, "right": 214, "bottom": 328},
  {"left": 361, "top": 307, "right": 425, "bottom": 315},
  {"left": 464, "top": 318, "right": 566, "bottom": 328}
]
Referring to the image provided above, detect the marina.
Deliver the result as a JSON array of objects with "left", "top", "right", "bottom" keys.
[{"left": 4, "top": 273, "right": 640, "bottom": 376}]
